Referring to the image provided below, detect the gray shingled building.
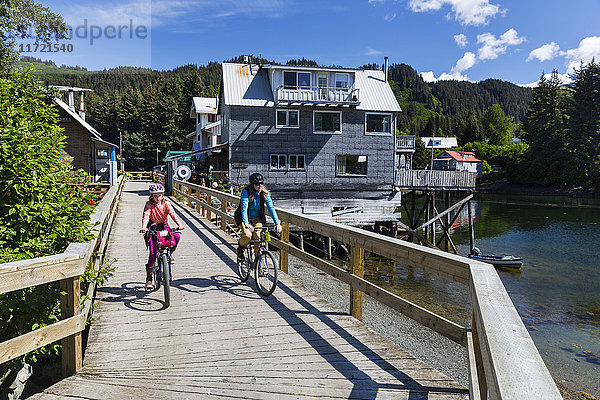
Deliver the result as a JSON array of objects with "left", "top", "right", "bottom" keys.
[{"left": 217, "top": 61, "right": 402, "bottom": 201}]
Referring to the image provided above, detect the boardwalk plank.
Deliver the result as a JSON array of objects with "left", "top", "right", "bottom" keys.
[{"left": 34, "top": 181, "right": 467, "bottom": 399}]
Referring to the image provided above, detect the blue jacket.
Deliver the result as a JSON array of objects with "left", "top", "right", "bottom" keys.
[{"left": 240, "top": 188, "right": 280, "bottom": 225}]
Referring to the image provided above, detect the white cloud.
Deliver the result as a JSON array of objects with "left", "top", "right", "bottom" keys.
[
  {"left": 477, "top": 28, "right": 525, "bottom": 60},
  {"left": 366, "top": 47, "right": 383, "bottom": 55},
  {"left": 368, "top": 0, "right": 385, "bottom": 3},
  {"left": 519, "top": 72, "right": 573, "bottom": 88},
  {"left": 384, "top": 13, "right": 397, "bottom": 22},
  {"left": 454, "top": 33, "right": 467, "bottom": 47},
  {"left": 451, "top": 51, "right": 476, "bottom": 73},
  {"left": 565, "top": 36, "right": 600, "bottom": 73},
  {"left": 63, "top": 0, "right": 151, "bottom": 27},
  {"left": 438, "top": 72, "right": 469, "bottom": 81},
  {"left": 527, "top": 42, "right": 563, "bottom": 62},
  {"left": 409, "top": 0, "right": 502, "bottom": 26},
  {"left": 420, "top": 70, "right": 470, "bottom": 82},
  {"left": 420, "top": 71, "right": 437, "bottom": 82},
  {"left": 149, "top": 0, "right": 285, "bottom": 27}
]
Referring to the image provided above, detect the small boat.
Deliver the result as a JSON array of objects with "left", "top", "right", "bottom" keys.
[{"left": 468, "top": 248, "right": 523, "bottom": 269}]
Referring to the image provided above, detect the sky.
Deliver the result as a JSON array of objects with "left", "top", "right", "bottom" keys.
[{"left": 20, "top": 0, "right": 600, "bottom": 86}]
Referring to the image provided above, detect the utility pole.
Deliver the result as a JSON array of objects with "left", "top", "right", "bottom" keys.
[
  {"left": 119, "top": 131, "right": 123, "bottom": 171},
  {"left": 156, "top": 147, "right": 160, "bottom": 166}
]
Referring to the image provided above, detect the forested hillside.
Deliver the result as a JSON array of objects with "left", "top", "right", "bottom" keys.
[{"left": 21, "top": 56, "right": 534, "bottom": 172}]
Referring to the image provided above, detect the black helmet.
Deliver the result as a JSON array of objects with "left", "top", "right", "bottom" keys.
[{"left": 249, "top": 173, "right": 264, "bottom": 185}]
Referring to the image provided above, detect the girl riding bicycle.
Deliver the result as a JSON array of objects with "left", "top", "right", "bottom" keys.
[
  {"left": 140, "top": 183, "right": 184, "bottom": 290},
  {"left": 237, "top": 173, "right": 282, "bottom": 262}
]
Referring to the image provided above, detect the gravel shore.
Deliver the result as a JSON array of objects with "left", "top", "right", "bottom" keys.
[{"left": 284, "top": 253, "right": 469, "bottom": 388}]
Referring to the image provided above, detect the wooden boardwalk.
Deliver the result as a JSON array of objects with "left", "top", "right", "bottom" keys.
[{"left": 34, "top": 181, "right": 468, "bottom": 399}]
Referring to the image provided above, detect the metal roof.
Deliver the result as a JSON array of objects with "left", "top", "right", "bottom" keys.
[
  {"left": 421, "top": 137, "right": 458, "bottom": 149},
  {"left": 190, "top": 97, "right": 218, "bottom": 117},
  {"left": 222, "top": 63, "right": 274, "bottom": 107},
  {"left": 355, "top": 70, "right": 401, "bottom": 112}
]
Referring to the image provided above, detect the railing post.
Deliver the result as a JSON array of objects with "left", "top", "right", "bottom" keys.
[
  {"left": 471, "top": 312, "right": 488, "bottom": 399},
  {"left": 350, "top": 245, "right": 364, "bottom": 321},
  {"left": 206, "top": 194, "right": 212, "bottom": 221},
  {"left": 60, "top": 277, "right": 82, "bottom": 375},
  {"left": 280, "top": 222, "right": 289, "bottom": 273},
  {"left": 221, "top": 197, "right": 227, "bottom": 231}
]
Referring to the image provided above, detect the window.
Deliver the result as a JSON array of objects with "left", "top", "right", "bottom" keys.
[
  {"left": 283, "top": 71, "right": 311, "bottom": 89},
  {"left": 336, "top": 155, "right": 367, "bottom": 176},
  {"left": 314, "top": 111, "right": 341, "bottom": 133},
  {"left": 208, "top": 114, "right": 217, "bottom": 123},
  {"left": 270, "top": 154, "right": 287, "bottom": 170},
  {"left": 335, "top": 73, "right": 349, "bottom": 90},
  {"left": 318, "top": 73, "right": 328, "bottom": 100},
  {"left": 276, "top": 109, "right": 299, "bottom": 128},
  {"left": 365, "top": 113, "right": 392, "bottom": 134},
  {"left": 289, "top": 155, "right": 305, "bottom": 170}
]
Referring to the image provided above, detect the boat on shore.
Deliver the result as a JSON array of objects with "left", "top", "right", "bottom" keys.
[{"left": 468, "top": 248, "right": 523, "bottom": 269}]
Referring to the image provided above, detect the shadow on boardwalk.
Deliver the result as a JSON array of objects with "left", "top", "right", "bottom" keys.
[{"left": 32, "top": 181, "right": 468, "bottom": 399}]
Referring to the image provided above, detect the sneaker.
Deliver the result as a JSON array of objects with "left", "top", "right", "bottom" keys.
[{"left": 145, "top": 268, "right": 153, "bottom": 290}]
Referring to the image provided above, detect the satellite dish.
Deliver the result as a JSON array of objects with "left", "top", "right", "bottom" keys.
[{"left": 176, "top": 165, "right": 191, "bottom": 181}]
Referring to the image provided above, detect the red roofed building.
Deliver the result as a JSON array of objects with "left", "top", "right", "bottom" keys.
[{"left": 433, "top": 151, "right": 483, "bottom": 177}]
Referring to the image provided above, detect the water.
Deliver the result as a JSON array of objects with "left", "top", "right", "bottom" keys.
[{"left": 364, "top": 193, "right": 600, "bottom": 397}]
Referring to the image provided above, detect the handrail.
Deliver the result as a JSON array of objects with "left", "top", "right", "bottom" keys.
[
  {"left": 0, "top": 175, "right": 125, "bottom": 375},
  {"left": 172, "top": 178, "right": 562, "bottom": 400},
  {"left": 125, "top": 171, "right": 154, "bottom": 181},
  {"left": 276, "top": 85, "right": 360, "bottom": 104}
]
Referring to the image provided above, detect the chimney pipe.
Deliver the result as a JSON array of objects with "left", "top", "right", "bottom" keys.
[
  {"left": 384, "top": 56, "right": 389, "bottom": 82},
  {"left": 79, "top": 92, "right": 85, "bottom": 120},
  {"left": 68, "top": 90, "right": 75, "bottom": 112}
]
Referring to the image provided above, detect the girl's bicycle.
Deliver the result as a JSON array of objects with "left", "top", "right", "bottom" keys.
[
  {"left": 237, "top": 226, "right": 279, "bottom": 296},
  {"left": 144, "top": 225, "right": 181, "bottom": 307}
]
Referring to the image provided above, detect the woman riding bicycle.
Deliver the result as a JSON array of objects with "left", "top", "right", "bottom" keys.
[
  {"left": 237, "top": 173, "right": 282, "bottom": 262},
  {"left": 139, "top": 183, "right": 184, "bottom": 290}
]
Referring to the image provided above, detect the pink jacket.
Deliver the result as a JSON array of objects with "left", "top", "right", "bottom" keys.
[{"left": 142, "top": 201, "right": 182, "bottom": 228}]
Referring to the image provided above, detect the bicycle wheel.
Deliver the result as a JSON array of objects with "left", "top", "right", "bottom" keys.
[
  {"left": 255, "top": 250, "right": 278, "bottom": 296},
  {"left": 161, "top": 253, "right": 171, "bottom": 307},
  {"left": 237, "top": 247, "right": 251, "bottom": 282}
]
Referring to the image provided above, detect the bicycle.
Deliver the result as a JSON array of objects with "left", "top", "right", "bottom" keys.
[
  {"left": 143, "top": 225, "right": 182, "bottom": 307},
  {"left": 237, "top": 226, "right": 279, "bottom": 296}
]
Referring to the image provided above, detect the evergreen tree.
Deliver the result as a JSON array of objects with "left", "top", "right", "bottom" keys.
[
  {"left": 481, "top": 104, "right": 513, "bottom": 145},
  {"left": 565, "top": 60, "right": 600, "bottom": 186}
]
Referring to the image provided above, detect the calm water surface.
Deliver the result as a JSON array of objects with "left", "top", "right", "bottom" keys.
[{"left": 364, "top": 193, "right": 600, "bottom": 397}]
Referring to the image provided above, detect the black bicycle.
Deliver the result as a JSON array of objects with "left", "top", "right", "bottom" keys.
[
  {"left": 144, "top": 225, "right": 181, "bottom": 307},
  {"left": 237, "top": 226, "right": 279, "bottom": 296}
]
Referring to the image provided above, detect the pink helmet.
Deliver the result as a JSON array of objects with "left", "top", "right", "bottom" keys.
[{"left": 149, "top": 183, "right": 165, "bottom": 194}]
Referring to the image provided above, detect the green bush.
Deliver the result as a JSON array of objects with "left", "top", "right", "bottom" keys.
[{"left": 0, "top": 72, "right": 96, "bottom": 368}]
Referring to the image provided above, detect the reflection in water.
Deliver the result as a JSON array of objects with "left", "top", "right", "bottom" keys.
[{"left": 364, "top": 194, "right": 600, "bottom": 397}]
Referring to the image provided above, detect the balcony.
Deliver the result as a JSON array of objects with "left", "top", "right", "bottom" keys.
[
  {"left": 275, "top": 86, "right": 360, "bottom": 106},
  {"left": 397, "top": 135, "right": 416, "bottom": 151}
]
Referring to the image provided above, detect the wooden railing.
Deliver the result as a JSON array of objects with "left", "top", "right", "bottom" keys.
[
  {"left": 396, "top": 169, "right": 476, "bottom": 190},
  {"left": 0, "top": 176, "right": 125, "bottom": 375},
  {"left": 172, "top": 179, "right": 562, "bottom": 400},
  {"left": 275, "top": 85, "right": 360, "bottom": 105},
  {"left": 397, "top": 135, "right": 416, "bottom": 150}
]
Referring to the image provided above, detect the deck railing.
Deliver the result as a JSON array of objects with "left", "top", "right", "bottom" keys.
[
  {"left": 0, "top": 176, "right": 125, "bottom": 375},
  {"left": 397, "top": 135, "right": 416, "bottom": 150},
  {"left": 396, "top": 169, "right": 476, "bottom": 190},
  {"left": 172, "top": 178, "right": 562, "bottom": 400},
  {"left": 275, "top": 85, "right": 360, "bottom": 105}
]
